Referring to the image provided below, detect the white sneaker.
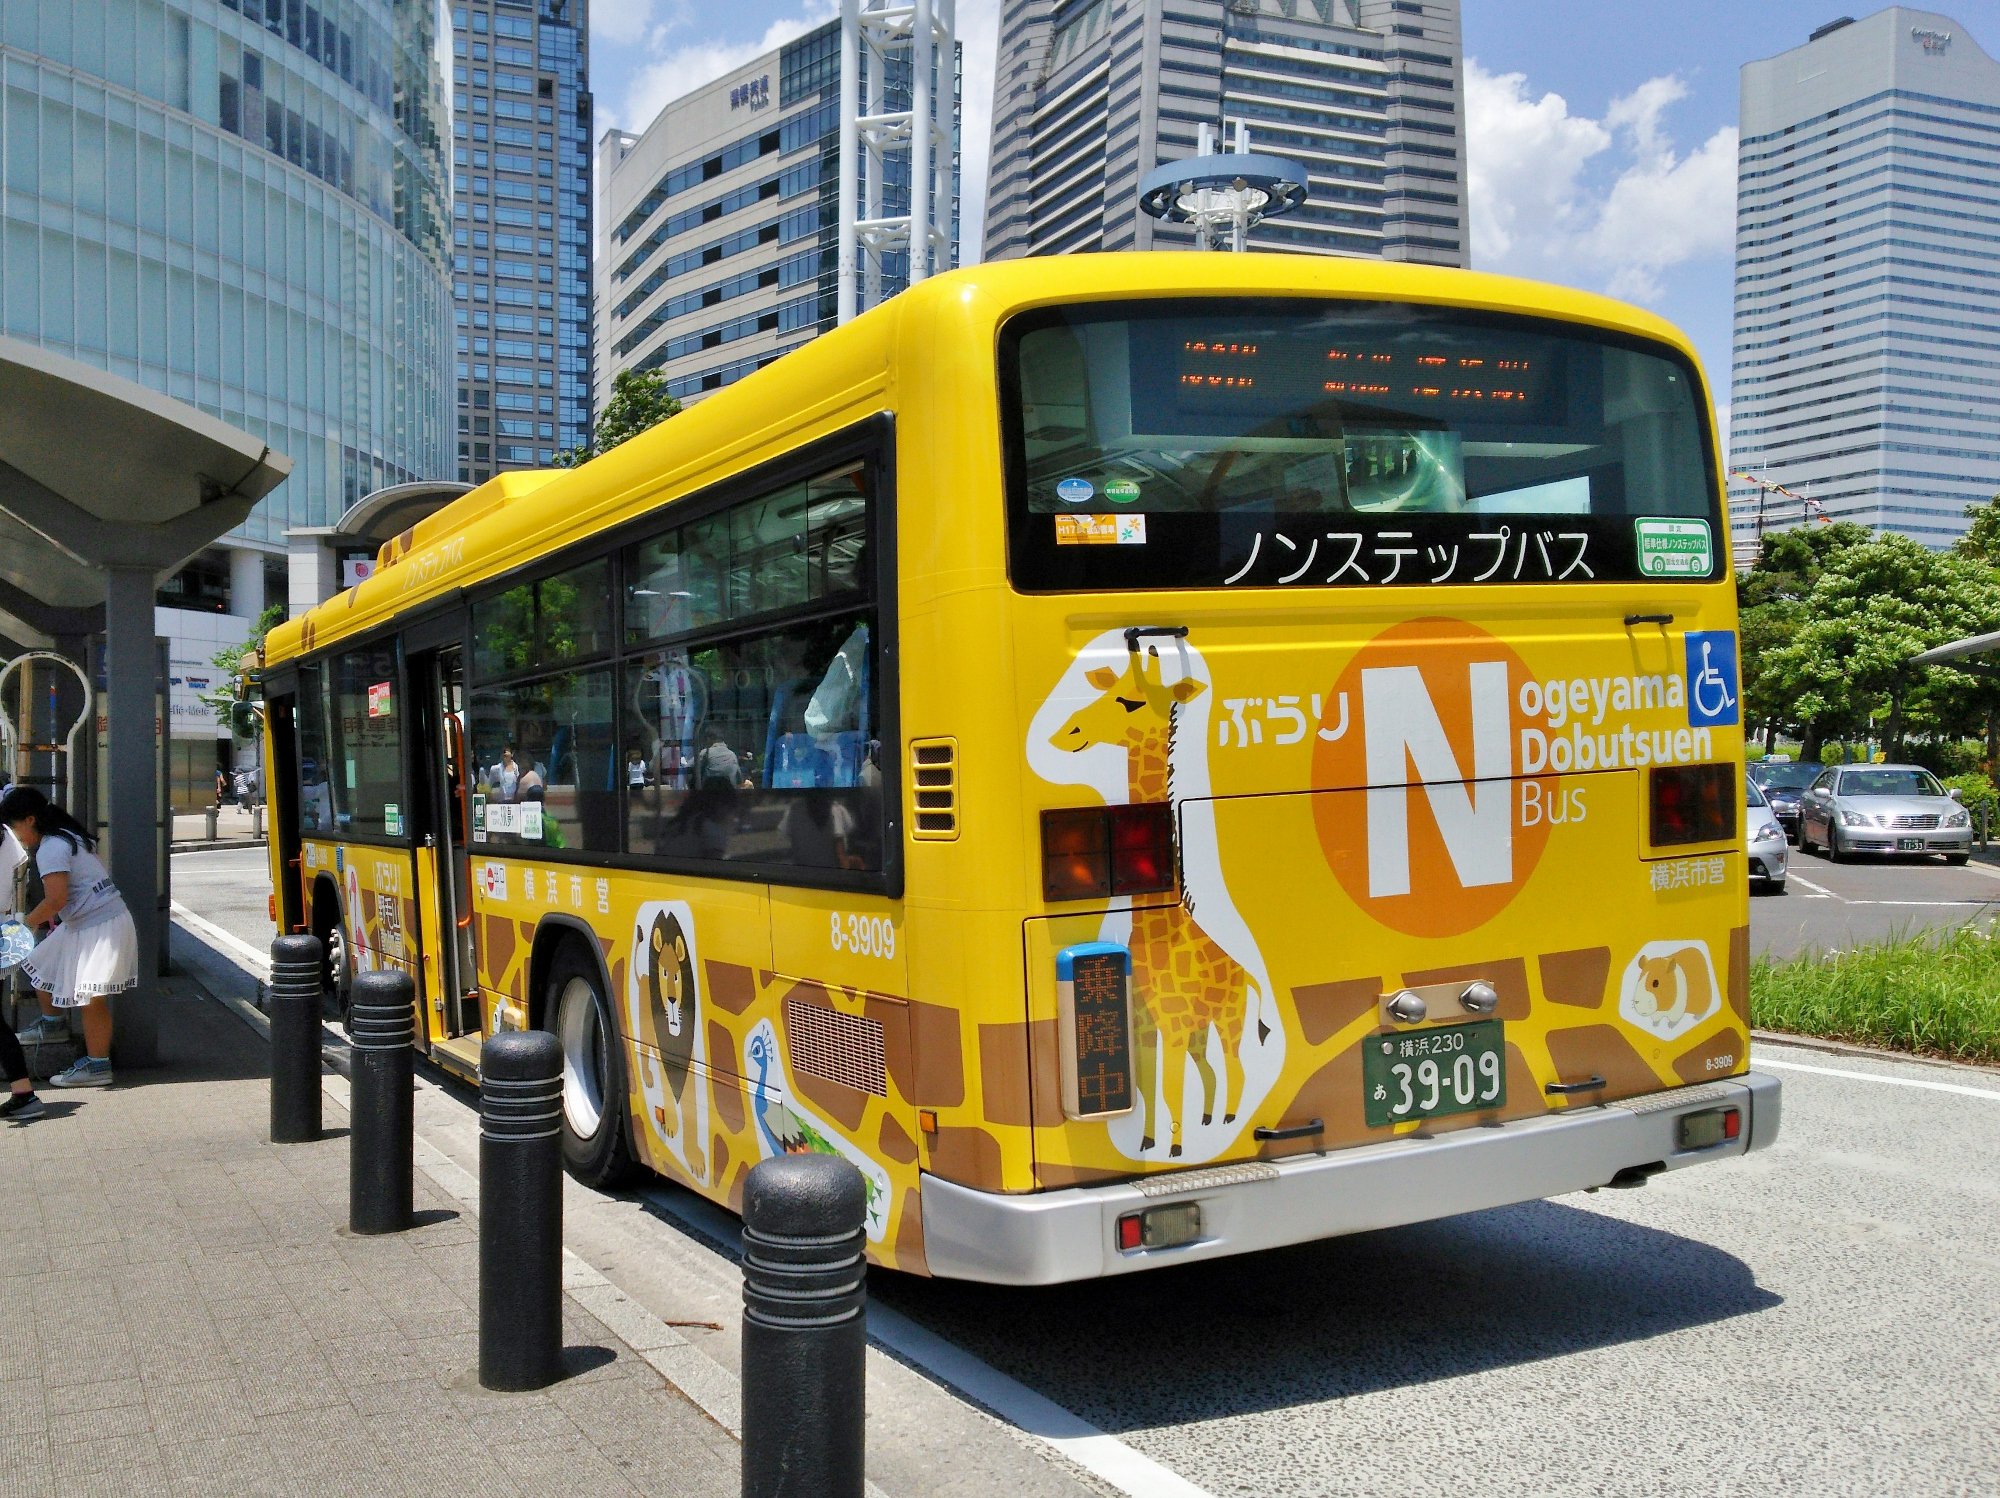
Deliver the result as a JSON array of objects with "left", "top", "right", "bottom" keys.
[
  {"left": 14, "top": 1016, "right": 67, "bottom": 1047},
  {"left": 48, "top": 1057, "right": 112, "bottom": 1088}
]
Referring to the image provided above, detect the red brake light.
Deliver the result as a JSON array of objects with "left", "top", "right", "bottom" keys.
[
  {"left": 1723, "top": 1107, "right": 1742, "bottom": 1140},
  {"left": 1043, "top": 804, "right": 1175, "bottom": 901},
  {"left": 1108, "top": 803, "right": 1174, "bottom": 895},
  {"left": 1041, "top": 808, "right": 1109, "bottom": 901},
  {"left": 1650, "top": 764, "right": 1736, "bottom": 846}
]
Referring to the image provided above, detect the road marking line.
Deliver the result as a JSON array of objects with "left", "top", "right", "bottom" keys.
[
  {"left": 171, "top": 902, "right": 272, "bottom": 976},
  {"left": 638, "top": 1183, "right": 1218, "bottom": 1498},
  {"left": 1756, "top": 1055, "right": 2000, "bottom": 1102},
  {"left": 868, "top": 1304, "right": 1222, "bottom": 1498},
  {"left": 1785, "top": 873, "right": 1843, "bottom": 900}
]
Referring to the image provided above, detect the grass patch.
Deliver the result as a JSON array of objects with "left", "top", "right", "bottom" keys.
[{"left": 1751, "top": 926, "right": 2000, "bottom": 1065}]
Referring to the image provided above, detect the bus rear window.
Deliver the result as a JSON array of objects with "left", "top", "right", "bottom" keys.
[{"left": 1000, "top": 299, "right": 1721, "bottom": 591}]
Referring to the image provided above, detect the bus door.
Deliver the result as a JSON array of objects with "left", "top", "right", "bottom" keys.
[
  {"left": 407, "top": 638, "right": 482, "bottom": 1066},
  {"left": 262, "top": 678, "right": 304, "bottom": 933}
]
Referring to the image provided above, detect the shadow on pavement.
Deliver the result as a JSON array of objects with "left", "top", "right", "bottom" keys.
[{"left": 876, "top": 1198, "right": 1781, "bottom": 1430}]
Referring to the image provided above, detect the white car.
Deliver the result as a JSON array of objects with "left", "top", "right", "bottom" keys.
[{"left": 1746, "top": 778, "right": 1788, "bottom": 893}]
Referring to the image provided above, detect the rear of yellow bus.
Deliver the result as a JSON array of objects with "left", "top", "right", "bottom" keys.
[{"left": 914, "top": 258, "right": 1780, "bottom": 1283}]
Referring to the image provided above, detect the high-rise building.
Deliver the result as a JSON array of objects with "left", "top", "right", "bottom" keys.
[
  {"left": 449, "top": 0, "right": 592, "bottom": 480},
  {"left": 2, "top": 0, "right": 453, "bottom": 797},
  {"left": 596, "top": 19, "right": 961, "bottom": 405},
  {"left": 1729, "top": 9, "right": 2000, "bottom": 552},
  {"left": 982, "top": 0, "right": 1466, "bottom": 263}
]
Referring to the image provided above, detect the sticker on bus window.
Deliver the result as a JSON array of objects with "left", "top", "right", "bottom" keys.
[
  {"left": 367, "top": 682, "right": 394, "bottom": 718},
  {"left": 522, "top": 801, "right": 544, "bottom": 841},
  {"left": 1055, "top": 477, "right": 1095, "bottom": 504},
  {"left": 1635, "top": 517, "right": 1712, "bottom": 577},
  {"left": 1055, "top": 514, "right": 1147, "bottom": 546},
  {"left": 384, "top": 803, "right": 401, "bottom": 837},
  {"left": 1104, "top": 479, "right": 1141, "bottom": 504}
]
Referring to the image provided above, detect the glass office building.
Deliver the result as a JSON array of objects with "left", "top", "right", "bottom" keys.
[
  {"left": 2, "top": 0, "right": 454, "bottom": 543},
  {"left": 449, "top": 0, "right": 592, "bottom": 480},
  {"left": 3, "top": 0, "right": 454, "bottom": 778},
  {"left": 983, "top": 0, "right": 1467, "bottom": 263},
  {"left": 1729, "top": 9, "right": 2000, "bottom": 551},
  {"left": 596, "top": 20, "right": 961, "bottom": 405}
]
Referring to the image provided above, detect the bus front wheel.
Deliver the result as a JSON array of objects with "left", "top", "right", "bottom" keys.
[{"left": 543, "top": 944, "right": 640, "bottom": 1189}]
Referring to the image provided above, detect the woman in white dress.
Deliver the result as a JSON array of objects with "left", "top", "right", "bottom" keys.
[{"left": 1, "top": 787, "right": 138, "bottom": 1088}]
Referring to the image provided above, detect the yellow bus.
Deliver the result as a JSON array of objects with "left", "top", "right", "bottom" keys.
[{"left": 260, "top": 252, "right": 1778, "bottom": 1284}]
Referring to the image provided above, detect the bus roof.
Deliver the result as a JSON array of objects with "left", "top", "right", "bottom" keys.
[{"left": 263, "top": 252, "right": 1702, "bottom": 667}]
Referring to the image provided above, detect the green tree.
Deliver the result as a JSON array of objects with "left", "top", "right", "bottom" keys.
[
  {"left": 200, "top": 602, "right": 288, "bottom": 736},
  {"left": 1760, "top": 535, "right": 2000, "bottom": 760},
  {"left": 554, "top": 369, "right": 682, "bottom": 468},
  {"left": 1737, "top": 522, "right": 1872, "bottom": 752},
  {"left": 1956, "top": 494, "right": 2000, "bottom": 567}
]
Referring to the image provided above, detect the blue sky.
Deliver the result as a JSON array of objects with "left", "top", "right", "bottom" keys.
[{"left": 582, "top": 2, "right": 1974, "bottom": 439}]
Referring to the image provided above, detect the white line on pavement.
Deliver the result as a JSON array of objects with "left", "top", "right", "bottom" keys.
[
  {"left": 638, "top": 1182, "right": 1219, "bottom": 1498},
  {"left": 1756, "top": 1054, "right": 2000, "bottom": 1102},
  {"left": 866, "top": 1304, "right": 1221, "bottom": 1498},
  {"left": 1785, "top": 873, "right": 1842, "bottom": 901},
  {"left": 171, "top": 901, "right": 273, "bottom": 976}
]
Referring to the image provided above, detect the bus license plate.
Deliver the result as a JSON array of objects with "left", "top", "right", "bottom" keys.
[
  {"left": 1364, "top": 1020, "right": 1506, "bottom": 1128},
  {"left": 1896, "top": 838, "right": 1925, "bottom": 852}
]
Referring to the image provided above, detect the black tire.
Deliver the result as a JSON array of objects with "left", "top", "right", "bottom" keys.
[
  {"left": 1770, "top": 879, "right": 1787, "bottom": 896},
  {"left": 543, "top": 943, "right": 641, "bottom": 1189},
  {"left": 313, "top": 880, "right": 353, "bottom": 1025},
  {"left": 1827, "top": 830, "right": 1846, "bottom": 863},
  {"left": 1945, "top": 853, "right": 1969, "bottom": 867},
  {"left": 1797, "top": 821, "right": 1816, "bottom": 855}
]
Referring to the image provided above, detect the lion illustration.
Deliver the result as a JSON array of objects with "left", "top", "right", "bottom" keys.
[{"left": 638, "top": 910, "right": 700, "bottom": 1155}]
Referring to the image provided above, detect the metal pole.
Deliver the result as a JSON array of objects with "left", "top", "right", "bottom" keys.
[
  {"left": 347, "top": 969, "right": 415, "bottom": 1235},
  {"left": 268, "top": 934, "right": 323, "bottom": 1143},
  {"left": 837, "top": 0, "right": 860, "bottom": 322},
  {"left": 911, "top": 0, "right": 932, "bottom": 283},
  {"left": 741, "top": 1154, "right": 868, "bottom": 1498},
  {"left": 103, "top": 564, "right": 159, "bottom": 1067},
  {"left": 478, "top": 1029, "right": 566, "bottom": 1392}
]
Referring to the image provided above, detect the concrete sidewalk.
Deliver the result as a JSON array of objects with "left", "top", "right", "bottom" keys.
[{"left": 0, "top": 974, "right": 736, "bottom": 1496}]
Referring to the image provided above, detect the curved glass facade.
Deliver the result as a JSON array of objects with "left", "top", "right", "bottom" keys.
[{"left": 1, "top": 0, "right": 454, "bottom": 547}]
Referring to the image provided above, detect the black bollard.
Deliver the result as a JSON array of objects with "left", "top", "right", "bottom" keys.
[
  {"left": 741, "top": 1154, "right": 868, "bottom": 1498},
  {"left": 479, "top": 1029, "right": 565, "bottom": 1392},
  {"left": 347, "top": 970, "right": 415, "bottom": 1235},
  {"left": 268, "top": 934, "right": 324, "bottom": 1144}
]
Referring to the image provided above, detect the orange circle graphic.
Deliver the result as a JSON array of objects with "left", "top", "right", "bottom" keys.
[{"left": 1312, "top": 617, "right": 1552, "bottom": 938}]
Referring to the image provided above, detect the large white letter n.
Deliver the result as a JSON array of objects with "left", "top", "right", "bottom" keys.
[{"left": 1362, "top": 662, "right": 1513, "bottom": 898}]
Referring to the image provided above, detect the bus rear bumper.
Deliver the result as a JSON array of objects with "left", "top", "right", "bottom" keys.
[{"left": 919, "top": 1071, "right": 1781, "bottom": 1285}]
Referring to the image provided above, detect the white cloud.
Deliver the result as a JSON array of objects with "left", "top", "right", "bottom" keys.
[
  {"left": 1463, "top": 62, "right": 1608, "bottom": 267},
  {"left": 610, "top": 2, "right": 839, "bottom": 136},
  {"left": 1465, "top": 60, "right": 1737, "bottom": 309},
  {"left": 595, "top": 0, "right": 662, "bottom": 49}
]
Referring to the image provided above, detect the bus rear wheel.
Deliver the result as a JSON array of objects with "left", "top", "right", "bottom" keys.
[{"left": 543, "top": 944, "right": 640, "bottom": 1189}]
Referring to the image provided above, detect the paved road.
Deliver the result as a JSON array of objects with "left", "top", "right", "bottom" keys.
[
  {"left": 1754, "top": 847, "right": 2000, "bottom": 960},
  {"left": 173, "top": 847, "right": 2000, "bottom": 1497}
]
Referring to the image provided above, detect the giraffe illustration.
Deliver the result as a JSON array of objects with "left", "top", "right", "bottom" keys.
[{"left": 1049, "top": 645, "right": 1270, "bottom": 1156}]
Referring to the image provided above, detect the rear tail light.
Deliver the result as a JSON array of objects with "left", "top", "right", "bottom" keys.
[
  {"left": 1650, "top": 763, "right": 1736, "bottom": 847},
  {"left": 1677, "top": 1106, "right": 1741, "bottom": 1151},
  {"left": 1041, "top": 803, "right": 1175, "bottom": 900},
  {"left": 1115, "top": 1202, "right": 1203, "bottom": 1253}
]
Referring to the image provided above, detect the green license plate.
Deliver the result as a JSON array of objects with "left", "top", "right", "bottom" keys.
[{"left": 1364, "top": 1020, "right": 1506, "bottom": 1127}]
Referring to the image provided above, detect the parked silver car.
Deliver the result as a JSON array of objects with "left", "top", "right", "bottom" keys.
[
  {"left": 1745, "top": 779, "right": 1788, "bottom": 892},
  {"left": 1796, "top": 763, "right": 1972, "bottom": 864}
]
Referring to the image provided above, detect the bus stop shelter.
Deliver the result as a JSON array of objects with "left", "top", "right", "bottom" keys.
[{"left": 0, "top": 335, "right": 290, "bottom": 1067}]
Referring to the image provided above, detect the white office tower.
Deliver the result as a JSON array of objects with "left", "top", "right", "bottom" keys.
[
  {"left": 1729, "top": 10, "right": 2000, "bottom": 552},
  {"left": 982, "top": 0, "right": 1467, "bottom": 262}
]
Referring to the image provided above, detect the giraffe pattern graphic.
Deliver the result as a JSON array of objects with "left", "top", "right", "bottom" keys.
[{"left": 1032, "top": 632, "right": 1281, "bottom": 1162}]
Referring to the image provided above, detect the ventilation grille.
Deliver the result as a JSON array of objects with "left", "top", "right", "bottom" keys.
[
  {"left": 910, "top": 737, "right": 958, "bottom": 840},
  {"left": 784, "top": 997, "right": 888, "bottom": 1097}
]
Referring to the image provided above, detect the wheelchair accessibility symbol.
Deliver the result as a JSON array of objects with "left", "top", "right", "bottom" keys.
[{"left": 1684, "top": 631, "right": 1739, "bottom": 728}]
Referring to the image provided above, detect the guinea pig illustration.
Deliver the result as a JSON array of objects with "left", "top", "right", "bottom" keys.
[{"left": 1633, "top": 947, "right": 1716, "bottom": 1032}]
